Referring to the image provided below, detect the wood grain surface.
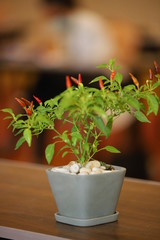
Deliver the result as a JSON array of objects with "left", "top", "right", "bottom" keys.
[{"left": 0, "top": 159, "right": 160, "bottom": 240}]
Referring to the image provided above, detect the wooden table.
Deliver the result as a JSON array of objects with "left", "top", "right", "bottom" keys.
[{"left": 0, "top": 159, "right": 160, "bottom": 240}]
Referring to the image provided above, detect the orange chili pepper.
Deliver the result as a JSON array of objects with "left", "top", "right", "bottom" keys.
[
  {"left": 99, "top": 77, "right": 104, "bottom": 89},
  {"left": 129, "top": 73, "right": 139, "bottom": 90},
  {"left": 15, "top": 98, "right": 25, "bottom": 108},
  {"left": 78, "top": 73, "right": 82, "bottom": 84},
  {"left": 25, "top": 101, "right": 33, "bottom": 116},
  {"left": 110, "top": 70, "right": 115, "bottom": 80},
  {"left": 33, "top": 95, "right": 41, "bottom": 105},
  {"left": 154, "top": 60, "right": 160, "bottom": 73},
  {"left": 21, "top": 98, "right": 31, "bottom": 106},
  {"left": 66, "top": 75, "right": 72, "bottom": 88},
  {"left": 149, "top": 68, "right": 153, "bottom": 80},
  {"left": 70, "top": 76, "right": 79, "bottom": 85}
]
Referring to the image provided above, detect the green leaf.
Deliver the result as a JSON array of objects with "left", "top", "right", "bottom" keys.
[
  {"left": 147, "top": 94, "right": 159, "bottom": 115},
  {"left": 71, "top": 131, "right": 82, "bottom": 147},
  {"left": 73, "top": 148, "right": 79, "bottom": 155},
  {"left": 62, "top": 151, "right": 68, "bottom": 158},
  {"left": 106, "top": 117, "right": 113, "bottom": 138},
  {"left": 3, "top": 116, "right": 13, "bottom": 120},
  {"left": 91, "top": 106, "right": 106, "bottom": 116},
  {"left": 56, "top": 144, "right": 69, "bottom": 157},
  {"left": 105, "top": 145, "right": 120, "bottom": 153},
  {"left": 71, "top": 136, "right": 77, "bottom": 147},
  {"left": 45, "top": 95, "right": 61, "bottom": 107},
  {"left": 1, "top": 108, "right": 14, "bottom": 115},
  {"left": 15, "top": 129, "right": 24, "bottom": 136},
  {"left": 109, "top": 59, "right": 116, "bottom": 66},
  {"left": 134, "top": 111, "right": 150, "bottom": 123},
  {"left": 36, "top": 115, "right": 50, "bottom": 125},
  {"left": 107, "top": 92, "right": 117, "bottom": 100},
  {"left": 152, "top": 80, "right": 160, "bottom": 90},
  {"left": 96, "top": 64, "right": 108, "bottom": 69},
  {"left": 71, "top": 126, "right": 77, "bottom": 133},
  {"left": 54, "top": 107, "right": 64, "bottom": 119},
  {"left": 83, "top": 142, "right": 89, "bottom": 154},
  {"left": 127, "top": 97, "right": 140, "bottom": 111},
  {"left": 15, "top": 136, "right": 25, "bottom": 150},
  {"left": 8, "top": 119, "right": 16, "bottom": 129},
  {"left": 89, "top": 76, "right": 107, "bottom": 84},
  {"left": 23, "top": 129, "right": 32, "bottom": 147},
  {"left": 123, "top": 85, "right": 136, "bottom": 92},
  {"left": 114, "top": 72, "right": 123, "bottom": 85},
  {"left": 1, "top": 108, "right": 15, "bottom": 120},
  {"left": 45, "top": 143, "right": 55, "bottom": 164},
  {"left": 139, "top": 102, "right": 146, "bottom": 112},
  {"left": 94, "top": 116, "right": 108, "bottom": 138},
  {"left": 92, "top": 140, "right": 98, "bottom": 153},
  {"left": 61, "top": 131, "right": 70, "bottom": 144}
]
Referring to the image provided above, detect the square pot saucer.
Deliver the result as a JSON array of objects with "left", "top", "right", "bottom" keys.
[{"left": 55, "top": 211, "right": 119, "bottom": 227}]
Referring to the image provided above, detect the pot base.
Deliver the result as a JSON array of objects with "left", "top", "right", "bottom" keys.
[{"left": 55, "top": 211, "right": 119, "bottom": 227}]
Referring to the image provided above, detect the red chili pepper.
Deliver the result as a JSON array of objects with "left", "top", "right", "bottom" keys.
[
  {"left": 66, "top": 75, "right": 72, "bottom": 88},
  {"left": 78, "top": 73, "right": 82, "bottom": 84},
  {"left": 129, "top": 73, "right": 139, "bottom": 90},
  {"left": 70, "top": 76, "right": 79, "bottom": 85},
  {"left": 110, "top": 70, "right": 115, "bottom": 80},
  {"left": 33, "top": 95, "right": 41, "bottom": 105},
  {"left": 15, "top": 98, "right": 26, "bottom": 108},
  {"left": 99, "top": 77, "right": 104, "bottom": 89},
  {"left": 154, "top": 60, "right": 160, "bottom": 73},
  {"left": 21, "top": 98, "right": 31, "bottom": 106},
  {"left": 26, "top": 101, "right": 33, "bottom": 116},
  {"left": 149, "top": 68, "right": 153, "bottom": 80}
]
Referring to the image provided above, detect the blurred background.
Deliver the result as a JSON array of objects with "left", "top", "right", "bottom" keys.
[{"left": 0, "top": 0, "right": 160, "bottom": 180}]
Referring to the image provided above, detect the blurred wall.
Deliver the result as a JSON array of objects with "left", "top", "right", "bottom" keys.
[
  {"left": 0, "top": 0, "right": 159, "bottom": 40},
  {"left": 0, "top": 0, "right": 160, "bottom": 180},
  {"left": 77, "top": 0, "right": 160, "bottom": 41}
]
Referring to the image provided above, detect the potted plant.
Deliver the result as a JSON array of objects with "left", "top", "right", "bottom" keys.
[{"left": 2, "top": 59, "right": 160, "bottom": 226}]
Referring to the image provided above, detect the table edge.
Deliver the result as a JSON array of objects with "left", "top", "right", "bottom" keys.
[{"left": 0, "top": 226, "right": 70, "bottom": 240}]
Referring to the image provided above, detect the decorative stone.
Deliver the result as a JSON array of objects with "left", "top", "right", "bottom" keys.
[
  {"left": 92, "top": 160, "right": 101, "bottom": 168},
  {"left": 68, "top": 161, "right": 76, "bottom": 166},
  {"left": 100, "top": 166, "right": 106, "bottom": 170},
  {"left": 69, "top": 163, "right": 80, "bottom": 174},
  {"left": 85, "top": 162, "right": 93, "bottom": 169},
  {"left": 51, "top": 167, "right": 69, "bottom": 173},
  {"left": 80, "top": 167, "right": 91, "bottom": 174},
  {"left": 63, "top": 165, "right": 70, "bottom": 171},
  {"left": 51, "top": 161, "right": 114, "bottom": 175},
  {"left": 92, "top": 167, "right": 102, "bottom": 172},
  {"left": 90, "top": 170, "right": 102, "bottom": 175}
]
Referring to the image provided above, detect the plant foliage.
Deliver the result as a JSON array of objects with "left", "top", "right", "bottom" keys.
[{"left": 2, "top": 60, "right": 160, "bottom": 165}]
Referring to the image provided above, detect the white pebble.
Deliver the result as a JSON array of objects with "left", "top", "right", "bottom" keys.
[
  {"left": 69, "top": 163, "right": 80, "bottom": 174},
  {"left": 92, "top": 167, "right": 102, "bottom": 172},
  {"left": 100, "top": 166, "right": 106, "bottom": 170},
  {"left": 68, "top": 161, "right": 76, "bottom": 166},
  {"left": 51, "top": 167, "right": 69, "bottom": 173},
  {"left": 85, "top": 162, "right": 93, "bottom": 169},
  {"left": 90, "top": 170, "right": 102, "bottom": 175},
  {"left": 92, "top": 160, "right": 101, "bottom": 168},
  {"left": 63, "top": 165, "right": 70, "bottom": 171},
  {"left": 80, "top": 167, "right": 91, "bottom": 174}
]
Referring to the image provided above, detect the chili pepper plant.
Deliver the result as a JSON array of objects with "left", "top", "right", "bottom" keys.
[{"left": 2, "top": 59, "right": 160, "bottom": 166}]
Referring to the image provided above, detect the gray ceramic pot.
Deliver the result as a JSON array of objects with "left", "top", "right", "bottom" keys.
[{"left": 46, "top": 165, "right": 126, "bottom": 226}]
